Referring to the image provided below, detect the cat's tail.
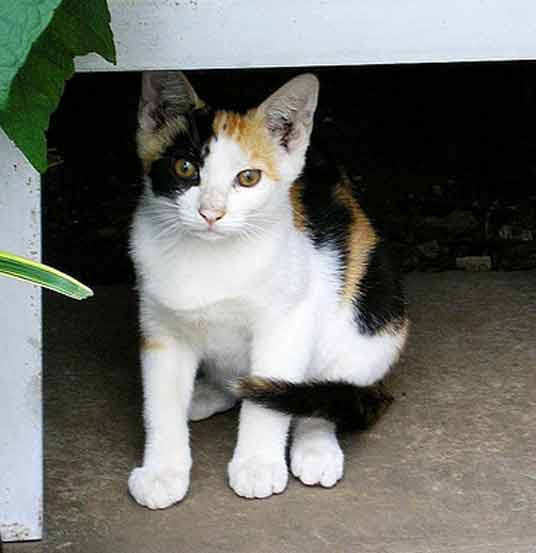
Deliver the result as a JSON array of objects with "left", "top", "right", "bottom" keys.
[{"left": 232, "top": 377, "right": 393, "bottom": 431}]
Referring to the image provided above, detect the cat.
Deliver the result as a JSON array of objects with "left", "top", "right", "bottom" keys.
[{"left": 128, "top": 70, "right": 408, "bottom": 508}]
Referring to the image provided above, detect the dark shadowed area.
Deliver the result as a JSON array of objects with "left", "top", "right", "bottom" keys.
[{"left": 43, "top": 63, "right": 536, "bottom": 285}]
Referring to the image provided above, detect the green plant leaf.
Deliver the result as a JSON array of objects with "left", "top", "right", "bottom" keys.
[
  {"left": 0, "top": 0, "right": 116, "bottom": 172},
  {"left": 0, "top": 0, "right": 63, "bottom": 109},
  {"left": 0, "top": 251, "right": 93, "bottom": 300}
]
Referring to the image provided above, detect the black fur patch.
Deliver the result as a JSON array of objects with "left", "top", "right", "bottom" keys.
[
  {"left": 354, "top": 241, "right": 406, "bottom": 334},
  {"left": 235, "top": 377, "right": 393, "bottom": 432},
  {"left": 297, "top": 146, "right": 406, "bottom": 335},
  {"left": 149, "top": 107, "right": 215, "bottom": 198},
  {"left": 296, "top": 147, "right": 352, "bottom": 269}
]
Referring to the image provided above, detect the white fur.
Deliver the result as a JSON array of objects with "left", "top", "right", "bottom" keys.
[
  {"left": 128, "top": 74, "right": 407, "bottom": 508},
  {"left": 188, "top": 377, "right": 236, "bottom": 421},
  {"left": 291, "top": 417, "right": 343, "bottom": 487}
]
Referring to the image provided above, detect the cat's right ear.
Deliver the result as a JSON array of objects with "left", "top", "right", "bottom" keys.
[
  {"left": 138, "top": 71, "right": 201, "bottom": 131},
  {"left": 260, "top": 74, "right": 319, "bottom": 153}
]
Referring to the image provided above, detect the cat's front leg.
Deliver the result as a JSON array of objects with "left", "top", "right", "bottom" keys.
[
  {"left": 128, "top": 335, "right": 198, "bottom": 509},
  {"left": 228, "top": 304, "right": 313, "bottom": 499},
  {"left": 291, "top": 417, "right": 344, "bottom": 487},
  {"left": 228, "top": 402, "right": 290, "bottom": 498}
]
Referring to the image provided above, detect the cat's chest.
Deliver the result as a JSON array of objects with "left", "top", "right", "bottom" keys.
[
  {"left": 142, "top": 245, "right": 260, "bottom": 314},
  {"left": 144, "top": 289, "right": 253, "bottom": 362},
  {"left": 181, "top": 296, "right": 252, "bottom": 324},
  {"left": 136, "top": 223, "right": 280, "bottom": 312},
  {"left": 157, "top": 295, "right": 254, "bottom": 353}
]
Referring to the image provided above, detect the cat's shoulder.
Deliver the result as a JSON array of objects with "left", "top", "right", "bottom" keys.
[{"left": 289, "top": 148, "right": 376, "bottom": 253}]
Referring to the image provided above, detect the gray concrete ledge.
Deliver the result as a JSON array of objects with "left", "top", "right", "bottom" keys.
[{"left": 5, "top": 271, "right": 536, "bottom": 552}]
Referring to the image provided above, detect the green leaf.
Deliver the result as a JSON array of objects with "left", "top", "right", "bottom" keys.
[
  {"left": 53, "top": 0, "right": 116, "bottom": 61},
  {"left": 0, "top": 250, "right": 93, "bottom": 300},
  {"left": 0, "top": 0, "right": 63, "bottom": 109},
  {"left": 0, "top": 0, "right": 116, "bottom": 172}
]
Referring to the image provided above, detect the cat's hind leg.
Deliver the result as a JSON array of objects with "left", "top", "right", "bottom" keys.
[
  {"left": 189, "top": 377, "right": 237, "bottom": 421},
  {"left": 291, "top": 417, "right": 344, "bottom": 487}
]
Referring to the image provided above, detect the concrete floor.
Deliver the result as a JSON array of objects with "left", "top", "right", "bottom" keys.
[{"left": 5, "top": 271, "right": 536, "bottom": 553}]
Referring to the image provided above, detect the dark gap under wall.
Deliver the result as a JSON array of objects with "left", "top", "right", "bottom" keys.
[{"left": 43, "top": 63, "right": 536, "bottom": 285}]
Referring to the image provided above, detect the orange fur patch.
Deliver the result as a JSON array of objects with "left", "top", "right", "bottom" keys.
[
  {"left": 140, "top": 338, "right": 166, "bottom": 351},
  {"left": 137, "top": 117, "right": 189, "bottom": 174},
  {"left": 234, "top": 376, "right": 288, "bottom": 398},
  {"left": 335, "top": 172, "right": 378, "bottom": 303},
  {"left": 289, "top": 180, "right": 307, "bottom": 232},
  {"left": 213, "top": 110, "right": 280, "bottom": 181}
]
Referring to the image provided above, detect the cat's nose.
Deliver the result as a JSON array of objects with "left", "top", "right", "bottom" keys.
[{"left": 199, "top": 207, "right": 226, "bottom": 225}]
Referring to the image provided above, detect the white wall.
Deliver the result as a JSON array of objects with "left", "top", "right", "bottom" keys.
[
  {"left": 0, "top": 130, "right": 42, "bottom": 541},
  {"left": 77, "top": 0, "right": 536, "bottom": 72}
]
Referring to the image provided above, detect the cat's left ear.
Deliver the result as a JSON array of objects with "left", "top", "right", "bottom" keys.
[
  {"left": 138, "top": 71, "right": 202, "bottom": 131},
  {"left": 259, "top": 74, "right": 319, "bottom": 153}
]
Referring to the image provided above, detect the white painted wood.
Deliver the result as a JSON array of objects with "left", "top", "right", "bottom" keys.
[
  {"left": 76, "top": 0, "right": 536, "bottom": 72},
  {"left": 0, "top": 130, "right": 42, "bottom": 542}
]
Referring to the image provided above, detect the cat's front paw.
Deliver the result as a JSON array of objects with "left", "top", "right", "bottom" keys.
[
  {"left": 128, "top": 465, "right": 190, "bottom": 509},
  {"left": 228, "top": 455, "right": 288, "bottom": 499},
  {"left": 291, "top": 438, "right": 344, "bottom": 488}
]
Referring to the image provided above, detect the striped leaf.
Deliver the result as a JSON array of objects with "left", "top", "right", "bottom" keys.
[{"left": 0, "top": 251, "right": 93, "bottom": 300}]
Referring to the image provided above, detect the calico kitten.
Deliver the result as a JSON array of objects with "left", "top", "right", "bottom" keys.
[{"left": 129, "top": 71, "right": 408, "bottom": 508}]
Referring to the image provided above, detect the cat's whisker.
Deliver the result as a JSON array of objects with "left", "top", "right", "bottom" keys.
[
  {"left": 152, "top": 218, "right": 182, "bottom": 241},
  {"left": 235, "top": 226, "right": 256, "bottom": 241},
  {"left": 234, "top": 221, "right": 267, "bottom": 241}
]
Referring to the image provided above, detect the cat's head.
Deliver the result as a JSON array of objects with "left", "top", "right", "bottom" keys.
[{"left": 137, "top": 71, "right": 319, "bottom": 241}]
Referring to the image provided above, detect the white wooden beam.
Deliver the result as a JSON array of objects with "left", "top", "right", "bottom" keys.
[
  {"left": 76, "top": 0, "right": 536, "bottom": 73},
  {"left": 0, "top": 130, "right": 43, "bottom": 542}
]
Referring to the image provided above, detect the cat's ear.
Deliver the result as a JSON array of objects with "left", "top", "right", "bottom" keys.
[
  {"left": 138, "top": 71, "right": 201, "bottom": 131},
  {"left": 259, "top": 74, "right": 319, "bottom": 152}
]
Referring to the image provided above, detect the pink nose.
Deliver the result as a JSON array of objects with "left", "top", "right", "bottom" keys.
[{"left": 199, "top": 207, "right": 226, "bottom": 225}]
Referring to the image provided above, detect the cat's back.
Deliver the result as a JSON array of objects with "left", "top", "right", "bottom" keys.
[{"left": 291, "top": 151, "right": 406, "bottom": 336}]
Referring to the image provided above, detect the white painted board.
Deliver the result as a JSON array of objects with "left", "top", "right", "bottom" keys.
[
  {"left": 0, "top": 130, "right": 42, "bottom": 541},
  {"left": 76, "top": 0, "right": 536, "bottom": 72}
]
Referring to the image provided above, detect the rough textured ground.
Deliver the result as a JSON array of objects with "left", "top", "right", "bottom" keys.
[{"left": 5, "top": 271, "right": 536, "bottom": 552}]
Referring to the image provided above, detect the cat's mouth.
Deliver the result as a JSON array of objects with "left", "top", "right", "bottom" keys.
[{"left": 192, "top": 228, "right": 227, "bottom": 241}]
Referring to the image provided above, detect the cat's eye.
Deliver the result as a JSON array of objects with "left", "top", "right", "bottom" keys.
[
  {"left": 174, "top": 159, "right": 198, "bottom": 179},
  {"left": 237, "top": 169, "right": 262, "bottom": 187}
]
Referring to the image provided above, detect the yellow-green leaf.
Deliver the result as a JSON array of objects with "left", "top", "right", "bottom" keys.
[{"left": 0, "top": 251, "right": 93, "bottom": 300}]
